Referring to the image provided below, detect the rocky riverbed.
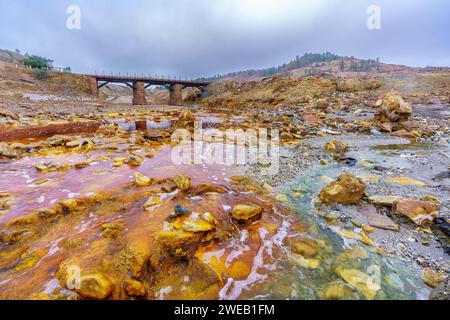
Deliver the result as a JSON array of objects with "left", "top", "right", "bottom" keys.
[{"left": 0, "top": 72, "right": 449, "bottom": 300}]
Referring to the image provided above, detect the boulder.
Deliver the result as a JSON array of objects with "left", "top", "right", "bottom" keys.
[
  {"left": 123, "top": 279, "right": 146, "bottom": 297},
  {"left": 422, "top": 268, "right": 445, "bottom": 289},
  {"left": 143, "top": 196, "right": 162, "bottom": 211},
  {"left": 335, "top": 267, "right": 379, "bottom": 300},
  {"left": 231, "top": 204, "right": 263, "bottom": 222},
  {"left": 393, "top": 200, "right": 439, "bottom": 226},
  {"left": 77, "top": 138, "right": 95, "bottom": 152},
  {"left": 125, "top": 154, "right": 144, "bottom": 166},
  {"left": 173, "top": 204, "right": 192, "bottom": 217},
  {"left": 183, "top": 87, "right": 202, "bottom": 103},
  {"left": 0, "top": 142, "right": 18, "bottom": 158},
  {"left": 378, "top": 123, "right": 392, "bottom": 133},
  {"left": 336, "top": 78, "right": 362, "bottom": 93},
  {"left": 374, "top": 92, "right": 412, "bottom": 122},
  {"left": 156, "top": 229, "right": 201, "bottom": 252},
  {"left": 171, "top": 110, "right": 194, "bottom": 132},
  {"left": 116, "top": 243, "right": 150, "bottom": 279},
  {"left": 324, "top": 140, "right": 349, "bottom": 159},
  {"left": 315, "top": 99, "right": 330, "bottom": 110},
  {"left": 134, "top": 172, "right": 153, "bottom": 187},
  {"left": 35, "top": 208, "right": 63, "bottom": 223},
  {"left": 302, "top": 113, "right": 322, "bottom": 124},
  {"left": 319, "top": 174, "right": 366, "bottom": 205},
  {"left": 59, "top": 199, "right": 82, "bottom": 214},
  {"left": 143, "top": 129, "right": 163, "bottom": 141},
  {"left": 173, "top": 174, "right": 191, "bottom": 192},
  {"left": 101, "top": 219, "right": 125, "bottom": 239},
  {"left": 46, "top": 135, "right": 75, "bottom": 146},
  {"left": 182, "top": 218, "right": 215, "bottom": 233},
  {"left": 77, "top": 273, "right": 114, "bottom": 300}
]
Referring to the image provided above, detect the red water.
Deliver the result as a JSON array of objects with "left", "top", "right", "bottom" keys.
[{"left": 0, "top": 128, "right": 305, "bottom": 300}]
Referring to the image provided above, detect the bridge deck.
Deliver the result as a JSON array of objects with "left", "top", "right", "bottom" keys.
[{"left": 90, "top": 74, "right": 210, "bottom": 87}]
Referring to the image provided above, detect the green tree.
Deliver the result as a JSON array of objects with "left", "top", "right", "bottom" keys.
[{"left": 24, "top": 55, "right": 53, "bottom": 69}]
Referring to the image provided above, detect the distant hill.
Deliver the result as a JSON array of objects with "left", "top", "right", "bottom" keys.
[{"left": 199, "top": 52, "right": 440, "bottom": 82}]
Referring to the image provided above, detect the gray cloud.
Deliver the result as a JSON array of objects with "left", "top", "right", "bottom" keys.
[{"left": 1, "top": 0, "right": 449, "bottom": 77}]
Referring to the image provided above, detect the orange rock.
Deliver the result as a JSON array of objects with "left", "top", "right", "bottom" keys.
[
  {"left": 391, "top": 130, "right": 417, "bottom": 139},
  {"left": 302, "top": 113, "right": 322, "bottom": 124},
  {"left": 393, "top": 200, "right": 439, "bottom": 226},
  {"left": 173, "top": 174, "right": 191, "bottom": 192},
  {"left": 123, "top": 279, "right": 146, "bottom": 297},
  {"left": 378, "top": 123, "right": 392, "bottom": 133},
  {"left": 319, "top": 174, "right": 366, "bottom": 205},
  {"left": 422, "top": 268, "right": 444, "bottom": 288},
  {"left": 231, "top": 204, "right": 263, "bottom": 221},
  {"left": 77, "top": 273, "right": 114, "bottom": 300},
  {"left": 324, "top": 140, "right": 349, "bottom": 158},
  {"left": 374, "top": 92, "right": 412, "bottom": 123},
  {"left": 315, "top": 99, "right": 330, "bottom": 110},
  {"left": 156, "top": 229, "right": 201, "bottom": 254}
]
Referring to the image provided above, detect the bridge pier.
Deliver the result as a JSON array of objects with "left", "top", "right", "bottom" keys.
[
  {"left": 169, "top": 84, "right": 183, "bottom": 106},
  {"left": 132, "top": 81, "right": 147, "bottom": 105},
  {"left": 88, "top": 77, "right": 98, "bottom": 96}
]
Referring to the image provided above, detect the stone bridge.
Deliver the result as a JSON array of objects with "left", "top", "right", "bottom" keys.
[{"left": 86, "top": 74, "right": 210, "bottom": 106}]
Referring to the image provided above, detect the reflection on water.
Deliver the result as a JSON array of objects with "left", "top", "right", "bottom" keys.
[
  {"left": 23, "top": 93, "right": 91, "bottom": 102},
  {"left": 113, "top": 113, "right": 245, "bottom": 132},
  {"left": 370, "top": 142, "right": 436, "bottom": 151},
  {"left": 114, "top": 119, "right": 174, "bottom": 131},
  {"left": 23, "top": 93, "right": 65, "bottom": 102}
]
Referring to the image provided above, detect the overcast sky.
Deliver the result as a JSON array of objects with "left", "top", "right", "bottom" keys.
[{"left": 1, "top": 0, "right": 449, "bottom": 77}]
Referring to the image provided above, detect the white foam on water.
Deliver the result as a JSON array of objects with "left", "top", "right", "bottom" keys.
[
  {"left": 219, "top": 220, "right": 290, "bottom": 300},
  {"left": 68, "top": 193, "right": 80, "bottom": 199},
  {"left": 157, "top": 286, "right": 173, "bottom": 300},
  {"left": 42, "top": 278, "right": 61, "bottom": 295}
]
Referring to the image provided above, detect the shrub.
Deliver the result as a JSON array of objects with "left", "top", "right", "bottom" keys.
[{"left": 34, "top": 68, "right": 50, "bottom": 79}]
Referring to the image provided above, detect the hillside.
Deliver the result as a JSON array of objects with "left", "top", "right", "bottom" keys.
[
  {"left": 0, "top": 49, "right": 199, "bottom": 105},
  {"left": 200, "top": 52, "right": 449, "bottom": 82},
  {"left": 0, "top": 49, "right": 25, "bottom": 64}
]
